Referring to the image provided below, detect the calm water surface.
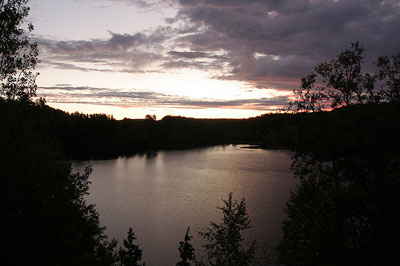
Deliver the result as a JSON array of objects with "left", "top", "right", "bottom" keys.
[{"left": 72, "top": 145, "right": 297, "bottom": 266}]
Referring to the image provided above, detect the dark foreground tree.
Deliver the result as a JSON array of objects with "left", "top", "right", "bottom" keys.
[
  {"left": 0, "top": 101, "right": 117, "bottom": 266},
  {"left": 118, "top": 227, "right": 145, "bottom": 266},
  {"left": 375, "top": 53, "right": 400, "bottom": 102},
  {"left": 288, "top": 42, "right": 400, "bottom": 112},
  {"left": 199, "top": 193, "right": 256, "bottom": 266},
  {"left": 0, "top": 0, "right": 39, "bottom": 101},
  {"left": 176, "top": 227, "right": 196, "bottom": 266},
  {"left": 315, "top": 42, "right": 369, "bottom": 106},
  {"left": 277, "top": 153, "right": 400, "bottom": 266},
  {"left": 277, "top": 103, "right": 400, "bottom": 266}
]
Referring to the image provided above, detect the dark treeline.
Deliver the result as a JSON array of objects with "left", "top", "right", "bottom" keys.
[
  {"left": 1, "top": 99, "right": 399, "bottom": 159},
  {"left": 0, "top": 99, "right": 297, "bottom": 159}
]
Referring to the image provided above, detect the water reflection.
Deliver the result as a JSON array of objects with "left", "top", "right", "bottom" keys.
[
  {"left": 73, "top": 145, "right": 297, "bottom": 266},
  {"left": 145, "top": 152, "right": 158, "bottom": 159}
]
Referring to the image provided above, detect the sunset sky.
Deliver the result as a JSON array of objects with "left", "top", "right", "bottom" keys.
[{"left": 28, "top": 0, "right": 400, "bottom": 119}]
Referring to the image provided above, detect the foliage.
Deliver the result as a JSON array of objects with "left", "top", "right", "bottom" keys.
[
  {"left": 277, "top": 103, "right": 400, "bottom": 265},
  {"left": 289, "top": 42, "right": 400, "bottom": 112},
  {"left": 199, "top": 193, "right": 256, "bottom": 266},
  {"left": 375, "top": 53, "right": 400, "bottom": 102},
  {"left": 289, "top": 73, "right": 326, "bottom": 112},
  {"left": 0, "top": 100, "right": 117, "bottom": 266},
  {"left": 0, "top": 0, "right": 39, "bottom": 101},
  {"left": 176, "top": 227, "right": 196, "bottom": 266},
  {"left": 315, "top": 42, "right": 368, "bottom": 106},
  {"left": 118, "top": 227, "right": 145, "bottom": 266},
  {"left": 277, "top": 154, "right": 400, "bottom": 266},
  {"left": 145, "top": 114, "right": 156, "bottom": 120}
]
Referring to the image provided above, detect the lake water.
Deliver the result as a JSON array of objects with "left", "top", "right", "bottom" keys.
[{"left": 72, "top": 145, "right": 297, "bottom": 266}]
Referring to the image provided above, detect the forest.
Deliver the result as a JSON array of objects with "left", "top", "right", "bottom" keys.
[
  {"left": 1, "top": 0, "right": 400, "bottom": 266},
  {"left": 0, "top": 99, "right": 296, "bottom": 159}
]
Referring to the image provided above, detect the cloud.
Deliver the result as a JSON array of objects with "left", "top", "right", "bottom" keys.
[
  {"left": 38, "top": 85, "right": 289, "bottom": 111},
  {"left": 36, "top": 24, "right": 227, "bottom": 75},
  {"left": 170, "top": 0, "right": 400, "bottom": 89},
  {"left": 75, "top": 0, "right": 167, "bottom": 9},
  {"left": 38, "top": 0, "right": 400, "bottom": 93},
  {"left": 36, "top": 27, "right": 174, "bottom": 72},
  {"left": 112, "top": 0, "right": 156, "bottom": 8},
  {"left": 167, "top": 50, "right": 226, "bottom": 59},
  {"left": 162, "top": 60, "right": 213, "bottom": 70},
  {"left": 161, "top": 96, "right": 290, "bottom": 110}
]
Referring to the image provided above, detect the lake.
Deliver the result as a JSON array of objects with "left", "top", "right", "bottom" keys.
[{"left": 72, "top": 145, "right": 297, "bottom": 266}]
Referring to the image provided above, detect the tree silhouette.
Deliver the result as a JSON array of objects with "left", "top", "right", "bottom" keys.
[
  {"left": 118, "top": 227, "right": 145, "bottom": 266},
  {"left": 315, "top": 42, "right": 367, "bottom": 106},
  {"left": 0, "top": 101, "right": 117, "bottom": 266},
  {"left": 289, "top": 73, "right": 327, "bottom": 112},
  {"left": 277, "top": 153, "right": 400, "bottom": 266},
  {"left": 145, "top": 114, "right": 156, "bottom": 120},
  {"left": 199, "top": 193, "right": 256, "bottom": 266},
  {"left": 176, "top": 227, "right": 196, "bottom": 266},
  {"left": 289, "top": 42, "right": 384, "bottom": 112},
  {"left": 277, "top": 100, "right": 400, "bottom": 265},
  {"left": 0, "top": 0, "right": 39, "bottom": 101},
  {"left": 375, "top": 53, "right": 400, "bottom": 102}
]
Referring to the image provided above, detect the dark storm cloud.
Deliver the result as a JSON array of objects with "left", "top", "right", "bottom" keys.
[
  {"left": 171, "top": 0, "right": 400, "bottom": 89},
  {"left": 38, "top": 86, "right": 288, "bottom": 110}
]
